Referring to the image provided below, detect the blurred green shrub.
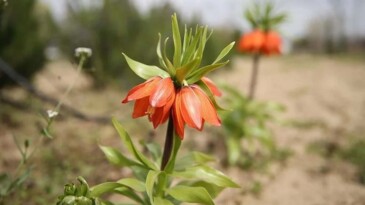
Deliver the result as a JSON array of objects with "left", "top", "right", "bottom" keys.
[
  {"left": 341, "top": 139, "right": 365, "bottom": 184},
  {"left": 59, "top": 0, "right": 235, "bottom": 87},
  {"left": 0, "top": 0, "right": 54, "bottom": 88},
  {"left": 220, "top": 85, "right": 289, "bottom": 169}
]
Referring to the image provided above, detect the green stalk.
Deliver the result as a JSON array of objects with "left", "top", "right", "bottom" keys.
[{"left": 160, "top": 113, "right": 174, "bottom": 171}]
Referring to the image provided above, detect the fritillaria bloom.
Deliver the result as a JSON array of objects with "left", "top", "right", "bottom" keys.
[
  {"left": 238, "top": 29, "right": 281, "bottom": 55},
  {"left": 122, "top": 76, "right": 221, "bottom": 139}
]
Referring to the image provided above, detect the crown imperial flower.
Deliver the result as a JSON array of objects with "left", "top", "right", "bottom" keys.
[{"left": 122, "top": 14, "right": 234, "bottom": 139}]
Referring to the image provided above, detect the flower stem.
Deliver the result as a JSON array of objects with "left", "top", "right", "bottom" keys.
[
  {"left": 248, "top": 53, "right": 261, "bottom": 100},
  {"left": 160, "top": 112, "right": 174, "bottom": 171}
]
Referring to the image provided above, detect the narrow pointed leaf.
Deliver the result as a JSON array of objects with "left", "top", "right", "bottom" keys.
[
  {"left": 156, "top": 34, "right": 167, "bottom": 70},
  {"left": 172, "top": 165, "right": 240, "bottom": 188},
  {"left": 187, "top": 61, "right": 229, "bottom": 84},
  {"left": 112, "top": 118, "right": 158, "bottom": 170},
  {"left": 99, "top": 146, "right": 141, "bottom": 167},
  {"left": 212, "top": 42, "right": 235, "bottom": 64},
  {"left": 172, "top": 14, "right": 182, "bottom": 67},
  {"left": 154, "top": 197, "right": 174, "bottom": 205},
  {"left": 162, "top": 37, "right": 176, "bottom": 75},
  {"left": 146, "top": 170, "right": 160, "bottom": 205},
  {"left": 114, "top": 187, "right": 145, "bottom": 204},
  {"left": 123, "top": 53, "right": 169, "bottom": 80},
  {"left": 175, "top": 151, "right": 215, "bottom": 171},
  {"left": 118, "top": 178, "right": 146, "bottom": 192},
  {"left": 90, "top": 182, "right": 123, "bottom": 197},
  {"left": 166, "top": 185, "right": 214, "bottom": 205}
]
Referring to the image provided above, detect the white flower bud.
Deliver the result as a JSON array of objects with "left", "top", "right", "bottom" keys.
[
  {"left": 47, "top": 110, "right": 59, "bottom": 118},
  {"left": 75, "top": 47, "right": 92, "bottom": 58}
]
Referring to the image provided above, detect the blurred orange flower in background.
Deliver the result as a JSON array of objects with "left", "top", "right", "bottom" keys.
[{"left": 238, "top": 29, "right": 281, "bottom": 55}]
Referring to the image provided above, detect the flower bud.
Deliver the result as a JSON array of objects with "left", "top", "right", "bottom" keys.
[{"left": 75, "top": 47, "right": 92, "bottom": 58}]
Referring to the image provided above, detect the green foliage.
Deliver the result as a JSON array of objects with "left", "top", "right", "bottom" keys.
[
  {"left": 60, "top": 118, "right": 238, "bottom": 205},
  {"left": 124, "top": 14, "right": 234, "bottom": 87},
  {"left": 244, "top": 2, "right": 287, "bottom": 31},
  {"left": 220, "top": 85, "right": 289, "bottom": 168},
  {"left": 0, "top": 0, "right": 53, "bottom": 87},
  {"left": 341, "top": 139, "right": 365, "bottom": 184}
]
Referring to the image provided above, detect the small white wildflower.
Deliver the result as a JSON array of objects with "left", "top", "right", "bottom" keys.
[
  {"left": 47, "top": 110, "right": 59, "bottom": 118},
  {"left": 75, "top": 47, "right": 92, "bottom": 58}
]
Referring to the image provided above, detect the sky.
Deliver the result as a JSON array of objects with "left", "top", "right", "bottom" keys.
[{"left": 40, "top": 0, "right": 365, "bottom": 39}]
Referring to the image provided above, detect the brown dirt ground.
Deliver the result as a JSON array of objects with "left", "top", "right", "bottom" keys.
[{"left": 1, "top": 55, "right": 365, "bottom": 204}]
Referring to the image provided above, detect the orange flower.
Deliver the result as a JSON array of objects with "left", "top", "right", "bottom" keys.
[
  {"left": 173, "top": 85, "right": 221, "bottom": 139},
  {"left": 122, "top": 76, "right": 221, "bottom": 139},
  {"left": 238, "top": 29, "right": 265, "bottom": 53},
  {"left": 261, "top": 31, "right": 281, "bottom": 55},
  {"left": 122, "top": 76, "right": 176, "bottom": 128},
  {"left": 237, "top": 29, "right": 281, "bottom": 55}
]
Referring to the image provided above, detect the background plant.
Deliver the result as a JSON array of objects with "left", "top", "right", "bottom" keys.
[{"left": 219, "top": 85, "right": 289, "bottom": 169}]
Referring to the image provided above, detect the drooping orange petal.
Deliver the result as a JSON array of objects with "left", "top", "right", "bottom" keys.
[
  {"left": 192, "top": 86, "right": 221, "bottom": 126},
  {"left": 149, "top": 77, "right": 175, "bottom": 107},
  {"left": 122, "top": 76, "right": 161, "bottom": 103},
  {"left": 132, "top": 97, "right": 150, "bottom": 118},
  {"left": 251, "top": 30, "right": 265, "bottom": 52},
  {"left": 173, "top": 90, "right": 185, "bottom": 139},
  {"left": 150, "top": 93, "right": 175, "bottom": 128},
  {"left": 180, "top": 87, "right": 202, "bottom": 130},
  {"left": 201, "top": 77, "right": 222, "bottom": 97},
  {"left": 262, "top": 31, "right": 281, "bottom": 55}
]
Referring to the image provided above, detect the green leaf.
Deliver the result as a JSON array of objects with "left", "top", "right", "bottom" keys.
[
  {"left": 112, "top": 118, "right": 158, "bottom": 170},
  {"left": 118, "top": 178, "right": 146, "bottom": 192},
  {"left": 175, "top": 58, "right": 200, "bottom": 83},
  {"left": 181, "top": 28, "right": 201, "bottom": 65},
  {"left": 146, "top": 170, "right": 160, "bottom": 204},
  {"left": 227, "top": 138, "right": 241, "bottom": 165},
  {"left": 122, "top": 53, "right": 169, "bottom": 80},
  {"left": 175, "top": 152, "right": 215, "bottom": 170},
  {"left": 191, "top": 181, "right": 224, "bottom": 199},
  {"left": 90, "top": 182, "right": 123, "bottom": 197},
  {"left": 156, "top": 33, "right": 167, "bottom": 70},
  {"left": 172, "top": 14, "right": 182, "bottom": 67},
  {"left": 166, "top": 185, "right": 214, "bottom": 205},
  {"left": 186, "top": 61, "right": 229, "bottom": 84},
  {"left": 172, "top": 165, "right": 240, "bottom": 188},
  {"left": 212, "top": 42, "right": 235, "bottom": 64},
  {"left": 99, "top": 146, "right": 141, "bottom": 167},
  {"left": 114, "top": 187, "right": 145, "bottom": 204},
  {"left": 154, "top": 197, "right": 174, "bottom": 205},
  {"left": 162, "top": 37, "right": 176, "bottom": 75},
  {"left": 175, "top": 152, "right": 215, "bottom": 171}
]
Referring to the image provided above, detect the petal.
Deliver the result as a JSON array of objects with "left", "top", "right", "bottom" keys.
[
  {"left": 122, "top": 76, "right": 161, "bottom": 103},
  {"left": 150, "top": 93, "right": 175, "bottom": 128},
  {"left": 201, "top": 77, "right": 222, "bottom": 97},
  {"left": 132, "top": 97, "right": 150, "bottom": 118},
  {"left": 180, "top": 86, "right": 202, "bottom": 130},
  {"left": 149, "top": 77, "right": 175, "bottom": 107},
  {"left": 192, "top": 86, "right": 221, "bottom": 126},
  {"left": 251, "top": 30, "right": 265, "bottom": 51},
  {"left": 173, "top": 90, "right": 185, "bottom": 139},
  {"left": 262, "top": 31, "right": 281, "bottom": 55}
]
